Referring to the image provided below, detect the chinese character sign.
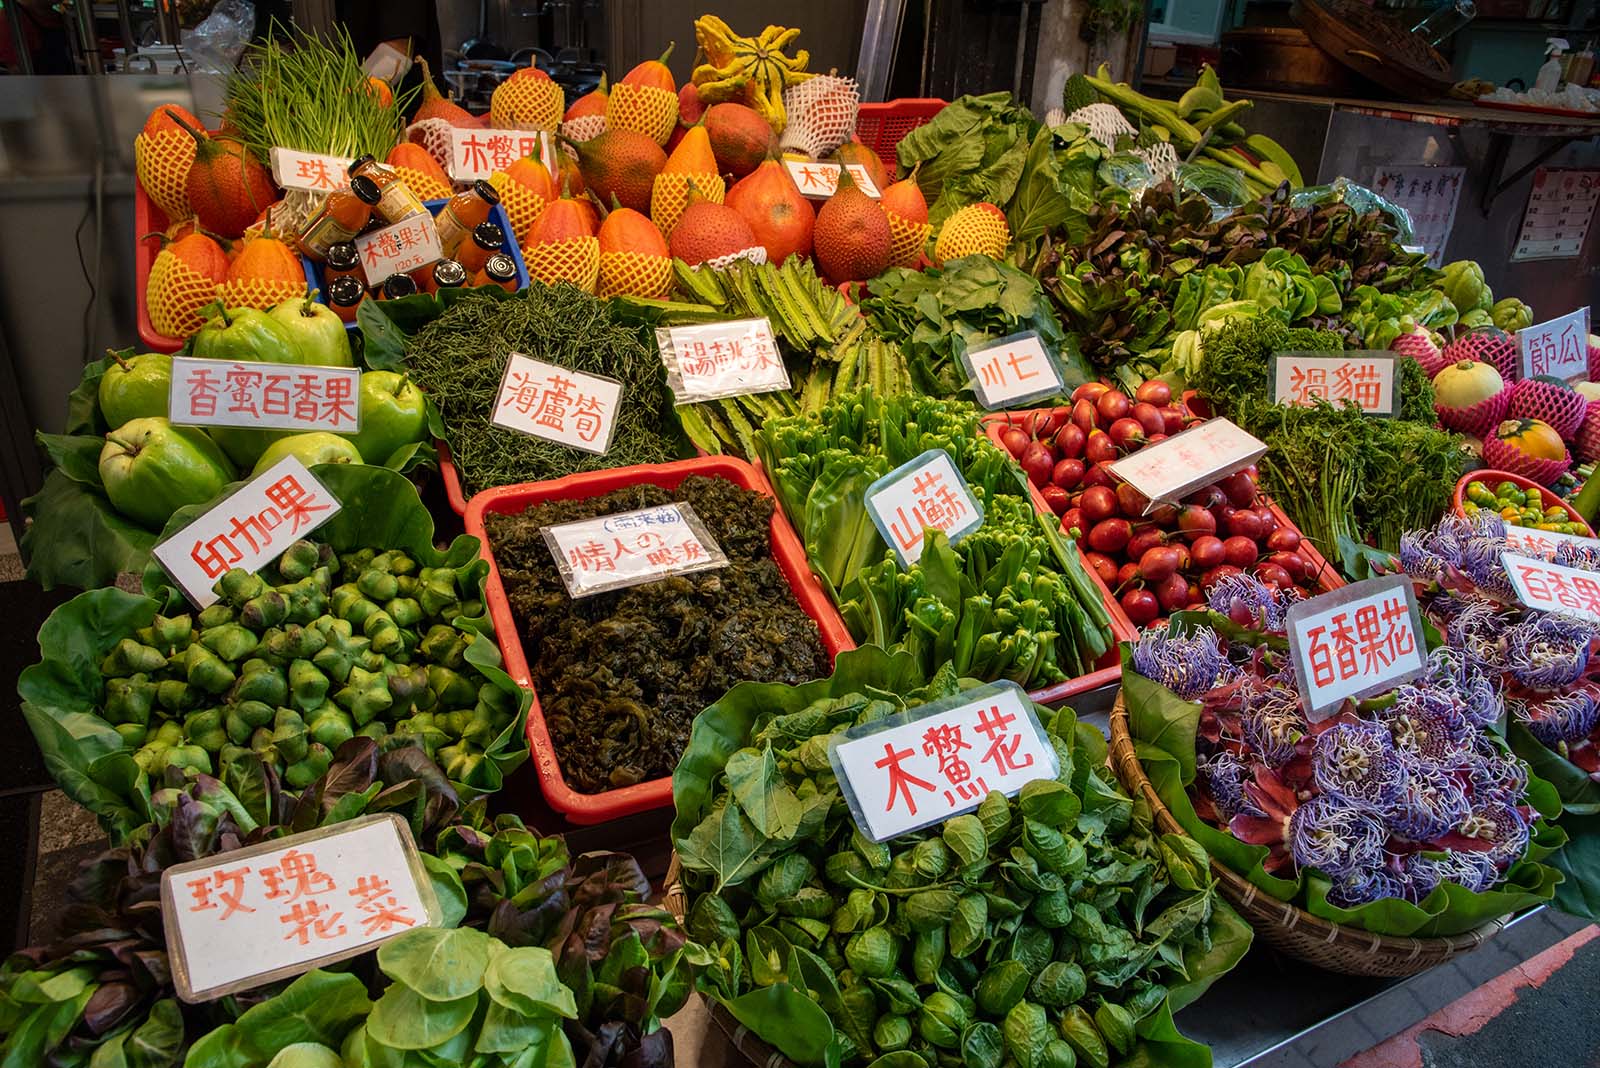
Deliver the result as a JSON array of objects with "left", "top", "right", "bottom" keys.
[
  {"left": 1518, "top": 308, "right": 1591, "bottom": 383},
  {"left": 491, "top": 353, "right": 623, "bottom": 455},
  {"left": 355, "top": 214, "right": 444, "bottom": 283},
  {"left": 1286, "top": 575, "right": 1426, "bottom": 721},
  {"left": 830, "top": 682, "right": 1058, "bottom": 842},
  {"left": 961, "top": 331, "right": 1063, "bottom": 410},
  {"left": 169, "top": 358, "right": 362, "bottom": 434},
  {"left": 1369, "top": 165, "right": 1464, "bottom": 267},
  {"left": 540, "top": 502, "right": 730, "bottom": 598},
  {"left": 1107, "top": 418, "right": 1267, "bottom": 511},
  {"left": 152, "top": 457, "right": 340, "bottom": 608},
  {"left": 1272, "top": 352, "right": 1396, "bottom": 415},
  {"left": 784, "top": 160, "right": 883, "bottom": 199},
  {"left": 1513, "top": 169, "right": 1598, "bottom": 262},
  {"left": 657, "top": 319, "right": 791, "bottom": 402},
  {"left": 864, "top": 449, "right": 985, "bottom": 567},
  {"left": 1502, "top": 552, "right": 1600, "bottom": 624},
  {"left": 160, "top": 815, "right": 436, "bottom": 1001},
  {"left": 1503, "top": 525, "right": 1600, "bottom": 560},
  {"left": 268, "top": 148, "right": 355, "bottom": 194},
  {"left": 448, "top": 127, "right": 553, "bottom": 181}
]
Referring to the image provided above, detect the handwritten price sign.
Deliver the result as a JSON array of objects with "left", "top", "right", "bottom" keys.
[
  {"left": 657, "top": 318, "right": 791, "bottom": 402},
  {"left": 169, "top": 357, "right": 362, "bottom": 434},
  {"left": 962, "top": 331, "right": 1063, "bottom": 410},
  {"left": 1272, "top": 352, "right": 1396, "bottom": 415},
  {"left": 161, "top": 815, "right": 437, "bottom": 1001},
  {"left": 1286, "top": 575, "right": 1426, "bottom": 721},
  {"left": 865, "top": 449, "right": 984, "bottom": 567},
  {"left": 1518, "top": 308, "right": 1591, "bottom": 382},
  {"left": 1502, "top": 552, "right": 1600, "bottom": 623},
  {"left": 1107, "top": 418, "right": 1267, "bottom": 511},
  {"left": 541, "top": 502, "right": 729, "bottom": 598},
  {"left": 448, "top": 127, "right": 555, "bottom": 182},
  {"left": 491, "top": 352, "right": 622, "bottom": 455},
  {"left": 152, "top": 456, "right": 340, "bottom": 608},
  {"left": 268, "top": 148, "right": 355, "bottom": 194},
  {"left": 830, "top": 681, "right": 1057, "bottom": 842},
  {"left": 356, "top": 213, "right": 443, "bottom": 284},
  {"left": 785, "top": 160, "right": 882, "bottom": 199}
]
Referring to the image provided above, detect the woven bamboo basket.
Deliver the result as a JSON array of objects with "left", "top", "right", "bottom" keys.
[
  {"left": 1107, "top": 692, "right": 1508, "bottom": 977},
  {"left": 664, "top": 855, "right": 801, "bottom": 1068}
]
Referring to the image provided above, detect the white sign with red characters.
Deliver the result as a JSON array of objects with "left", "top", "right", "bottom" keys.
[
  {"left": 961, "top": 331, "right": 1063, "bottom": 410},
  {"left": 491, "top": 352, "right": 622, "bottom": 455},
  {"left": 169, "top": 357, "right": 362, "bottom": 434},
  {"left": 541, "top": 502, "right": 730, "bottom": 598},
  {"left": 830, "top": 681, "right": 1058, "bottom": 842},
  {"left": 267, "top": 148, "right": 355, "bottom": 194},
  {"left": 1107, "top": 418, "right": 1267, "bottom": 512},
  {"left": 657, "top": 318, "right": 791, "bottom": 402},
  {"left": 864, "top": 449, "right": 984, "bottom": 567},
  {"left": 1502, "top": 552, "right": 1600, "bottom": 624},
  {"left": 447, "top": 127, "right": 556, "bottom": 182},
  {"left": 785, "top": 160, "right": 883, "bottom": 199},
  {"left": 1272, "top": 352, "right": 1397, "bottom": 415},
  {"left": 1503, "top": 525, "right": 1600, "bottom": 560},
  {"left": 1518, "top": 307, "right": 1591, "bottom": 382},
  {"left": 162, "top": 814, "right": 437, "bottom": 1002},
  {"left": 153, "top": 456, "right": 341, "bottom": 608},
  {"left": 355, "top": 213, "right": 443, "bottom": 284},
  {"left": 1286, "top": 575, "right": 1427, "bottom": 721}
]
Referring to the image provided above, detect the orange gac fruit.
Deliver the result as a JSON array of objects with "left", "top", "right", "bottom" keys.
[
  {"left": 491, "top": 65, "right": 565, "bottom": 131},
  {"left": 147, "top": 231, "right": 227, "bottom": 339},
  {"left": 597, "top": 204, "right": 671, "bottom": 299},
  {"left": 879, "top": 172, "right": 931, "bottom": 268},
  {"left": 366, "top": 76, "right": 393, "bottom": 108},
  {"left": 606, "top": 44, "right": 680, "bottom": 145},
  {"left": 386, "top": 143, "right": 453, "bottom": 202},
  {"left": 136, "top": 105, "right": 201, "bottom": 222},
  {"left": 524, "top": 193, "right": 600, "bottom": 292},
  {"left": 832, "top": 139, "right": 889, "bottom": 193},
  {"left": 489, "top": 156, "right": 556, "bottom": 245},
  {"left": 652, "top": 126, "right": 725, "bottom": 234},
  {"left": 222, "top": 231, "right": 305, "bottom": 311},
  {"left": 725, "top": 153, "right": 814, "bottom": 265},
  {"left": 561, "top": 74, "right": 609, "bottom": 144}
]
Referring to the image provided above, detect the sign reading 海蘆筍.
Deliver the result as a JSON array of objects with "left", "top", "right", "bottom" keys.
[
  {"left": 168, "top": 357, "right": 363, "bottom": 435},
  {"left": 1285, "top": 574, "right": 1426, "bottom": 721},
  {"left": 1518, "top": 307, "right": 1591, "bottom": 382},
  {"left": 151, "top": 456, "right": 340, "bottom": 608},
  {"left": 830, "top": 681, "right": 1059, "bottom": 842},
  {"left": 355, "top": 213, "right": 444, "bottom": 283},
  {"left": 1272, "top": 352, "right": 1397, "bottom": 415},
  {"left": 490, "top": 352, "right": 623, "bottom": 455},
  {"left": 656, "top": 319, "right": 791, "bottom": 402},
  {"left": 541, "top": 502, "right": 730, "bottom": 598},
  {"left": 1502, "top": 552, "right": 1600, "bottom": 624},
  {"left": 160, "top": 814, "right": 438, "bottom": 1002},
  {"left": 864, "top": 449, "right": 984, "bottom": 567},
  {"left": 961, "top": 331, "right": 1064, "bottom": 410},
  {"left": 1106, "top": 418, "right": 1267, "bottom": 512}
]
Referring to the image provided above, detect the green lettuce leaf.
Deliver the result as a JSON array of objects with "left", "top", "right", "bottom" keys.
[{"left": 21, "top": 471, "right": 160, "bottom": 591}]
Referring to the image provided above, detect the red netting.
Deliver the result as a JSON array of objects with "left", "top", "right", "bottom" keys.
[{"left": 1508, "top": 377, "right": 1587, "bottom": 438}]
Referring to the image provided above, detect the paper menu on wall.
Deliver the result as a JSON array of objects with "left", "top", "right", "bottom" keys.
[
  {"left": 1512, "top": 168, "right": 1599, "bottom": 262},
  {"left": 1370, "top": 165, "right": 1465, "bottom": 268}
]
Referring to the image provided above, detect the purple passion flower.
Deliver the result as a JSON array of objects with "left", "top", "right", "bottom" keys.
[
  {"left": 1289, "top": 795, "right": 1387, "bottom": 878},
  {"left": 1326, "top": 865, "right": 1408, "bottom": 908},
  {"left": 1198, "top": 751, "right": 1261, "bottom": 820},
  {"left": 1554, "top": 540, "right": 1600, "bottom": 572},
  {"left": 1386, "top": 757, "right": 1471, "bottom": 842},
  {"left": 1456, "top": 797, "right": 1531, "bottom": 869},
  {"left": 1240, "top": 684, "right": 1308, "bottom": 767},
  {"left": 1131, "top": 627, "right": 1233, "bottom": 699},
  {"left": 1511, "top": 690, "right": 1599, "bottom": 748},
  {"left": 1466, "top": 736, "right": 1530, "bottom": 806},
  {"left": 1505, "top": 614, "right": 1596, "bottom": 690},
  {"left": 1312, "top": 720, "right": 1409, "bottom": 812},
  {"left": 1446, "top": 598, "right": 1509, "bottom": 674},
  {"left": 1381, "top": 685, "right": 1473, "bottom": 764}
]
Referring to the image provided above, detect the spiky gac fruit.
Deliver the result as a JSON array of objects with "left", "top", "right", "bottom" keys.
[
  {"left": 934, "top": 202, "right": 1009, "bottom": 264},
  {"left": 147, "top": 231, "right": 227, "bottom": 339},
  {"left": 408, "top": 58, "right": 483, "bottom": 168},
  {"left": 489, "top": 156, "right": 556, "bottom": 246},
  {"left": 136, "top": 104, "right": 199, "bottom": 222},
  {"left": 606, "top": 44, "right": 680, "bottom": 146},
  {"left": 878, "top": 172, "right": 931, "bottom": 269},
  {"left": 597, "top": 204, "right": 671, "bottom": 299},
  {"left": 833, "top": 138, "right": 888, "bottom": 193},
  {"left": 385, "top": 143, "right": 453, "bottom": 202},
  {"left": 669, "top": 197, "right": 761, "bottom": 268},
  {"left": 523, "top": 193, "right": 599, "bottom": 293},
  {"left": 704, "top": 102, "right": 777, "bottom": 179},
  {"left": 491, "top": 66, "right": 564, "bottom": 130},
  {"left": 561, "top": 74, "right": 608, "bottom": 144},
  {"left": 725, "top": 154, "right": 814, "bottom": 265},
  {"left": 652, "top": 125, "right": 725, "bottom": 236},
  {"left": 572, "top": 129, "right": 666, "bottom": 215},
  {"left": 812, "top": 165, "right": 891, "bottom": 284},
  {"left": 167, "top": 109, "right": 276, "bottom": 240}
]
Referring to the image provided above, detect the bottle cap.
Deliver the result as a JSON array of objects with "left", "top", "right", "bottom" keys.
[
  {"left": 381, "top": 273, "right": 419, "bottom": 298},
  {"left": 349, "top": 175, "right": 382, "bottom": 205},
  {"left": 471, "top": 178, "right": 501, "bottom": 205},
  {"left": 327, "top": 276, "right": 366, "bottom": 307}
]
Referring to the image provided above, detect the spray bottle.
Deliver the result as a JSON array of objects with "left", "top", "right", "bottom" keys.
[{"left": 1535, "top": 37, "right": 1570, "bottom": 92}]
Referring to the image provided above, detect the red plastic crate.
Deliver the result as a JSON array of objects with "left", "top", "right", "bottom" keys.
[
  {"left": 854, "top": 99, "right": 947, "bottom": 172},
  {"left": 982, "top": 408, "right": 1344, "bottom": 597},
  {"left": 134, "top": 177, "right": 189, "bottom": 353},
  {"left": 465, "top": 455, "right": 855, "bottom": 825}
]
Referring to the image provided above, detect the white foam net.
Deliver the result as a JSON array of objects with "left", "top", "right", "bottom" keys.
[
  {"left": 1066, "top": 103, "right": 1135, "bottom": 148},
  {"left": 406, "top": 119, "right": 456, "bottom": 170},
  {"left": 780, "top": 76, "right": 861, "bottom": 158},
  {"left": 1134, "top": 141, "right": 1180, "bottom": 183},
  {"left": 697, "top": 246, "right": 769, "bottom": 271}
]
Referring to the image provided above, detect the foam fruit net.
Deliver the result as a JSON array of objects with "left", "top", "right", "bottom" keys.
[
  {"left": 652, "top": 172, "right": 725, "bottom": 237},
  {"left": 699, "top": 246, "right": 768, "bottom": 271},
  {"left": 491, "top": 83, "right": 562, "bottom": 132},
  {"left": 223, "top": 276, "right": 306, "bottom": 313},
  {"left": 1509, "top": 377, "right": 1587, "bottom": 438},
  {"left": 934, "top": 209, "right": 1009, "bottom": 263},
  {"left": 1445, "top": 331, "right": 1517, "bottom": 381},
  {"left": 136, "top": 130, "right": 196, "bottom": 223},
  {"left": 1579, "top": 400, "right": 1600, "bottom": 464},
  {"left": 395, "top": 165, "right": 452, "bottom": 203},
  {"left": 1482, "top": 433, "right": 1571, "bottom": 483},
  {"left": 886, "top": 212, "right": 931, "bottom": 269},
  {"left": 561, "top": 115, "right": 607, "bottom": 145},
  {"left": 607, "top": 84, "right": 678, "bottom": 146},
  {"left": 598, "top": 251, "right": 672, "bottom": 299},
  {"left": 780, "top": 76, "right": 861, "bottom": 159},
  {"left": 147, "top": 251, "right": 220, "bottom": 339},
  {"left": 1434, "top": 387, "right": 1511, "bottom": 438},
  {"left": 406, "top": 119, "right": 458, "bottom": 171},
  {"left": 526, "top": 236, "right": 600, "bottom": 292},
  {"left": 489, "top": 173, "right": 547, "bottom": 246}
]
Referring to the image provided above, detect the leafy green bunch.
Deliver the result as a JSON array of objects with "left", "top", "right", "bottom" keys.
[{"left": 671, "top": 648, "right": 1253, "bottom": 1068}]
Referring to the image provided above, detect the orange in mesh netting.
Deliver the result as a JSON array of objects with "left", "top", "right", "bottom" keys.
[
  {"left": 598, "top": 251, "right": 672, "bottom": 299},
  {"left": 222, "top": 276, "right": 307, "bottom": 312},
  {"left": 652, "top": 172, "right": 725, "bottom": 237},
  {"left": 886, "top": 212, "right": 932, "bottom": 269},
  {"left": 607, "top": 83, "right": 678, "bottom": 146},
  {"left": 490, "top": 172, "right": 549, "bottom": 247},
  {"left": 394, "top": 165, "right": 452, "bottom": 203},
  {"left": 136, "top": 130, "right": 197, "bottom": 222},
  {"left": 526, "top": 236, "right": 600, "bottom": 292},
  {"left": 147, "top": 252, "right": 220, "bottom": 338}
]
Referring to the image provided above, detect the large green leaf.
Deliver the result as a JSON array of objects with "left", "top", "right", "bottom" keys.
[
  {"left": 376, "top": 927, "right": 492, "bottom": 1001},
  {"left": 227, "top": 970, "right": 370, "bottom": 1063},
  {"left": 37, "top": 432, "right": 106, "bottom": 486},
  {"left": 721, "top": 983, "right": 840, "bottom": 1067},
  {"left": 1509, "top": 722, "right": 1600, "bottom": 816},
  {"left": 21, "top": 471, "right": 159, "bottom": 591},
  {"left": 1551, "top": 811, "right": 1600, "bottom": 921},
  {"left": 65, "top": 354, "right": 114, "bottom": 437}
]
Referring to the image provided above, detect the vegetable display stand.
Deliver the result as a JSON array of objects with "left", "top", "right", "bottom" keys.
[
  {"left": 853, "top": 98, "right": 947, "bottom": 170},
  {"left": 1451, "top": 469, "right": 1594, "bottom": 537},
  {"left": 1107, "top": 693, "right": 1510, "bottom": 977},
  {"left": 465, "top": 455, "right": 855, "bottom": 825}
]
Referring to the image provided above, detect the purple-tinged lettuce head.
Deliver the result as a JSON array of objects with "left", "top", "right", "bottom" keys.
[
  {"left": 1505, "top": 614, "right": 1596, "bottom": 690},
  {"left": 1289, "top": 795, "right": 1387, "bottom": 879},
  {"left": 1131, "top": 626, "right": 1235, "bottom": 700},
  {"left": 1312, "top": 720, "right": 1410, "bottom": 813}
]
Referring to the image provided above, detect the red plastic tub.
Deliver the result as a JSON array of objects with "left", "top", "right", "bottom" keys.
[
  {"left": 134, "top": 178, "right": 189, "bottom": 353},
  {"left": 982, "top": 408, "right": 1344, "bottom": 596},
  {"left": 854, "top": 99, "right": 947, "bottom": 172},
  {"left": 465, "top": 455, "right": 855, "bottom": 824},
  {"left": 1452, "top": 469, "right": 1595, "bottom": 537}
]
